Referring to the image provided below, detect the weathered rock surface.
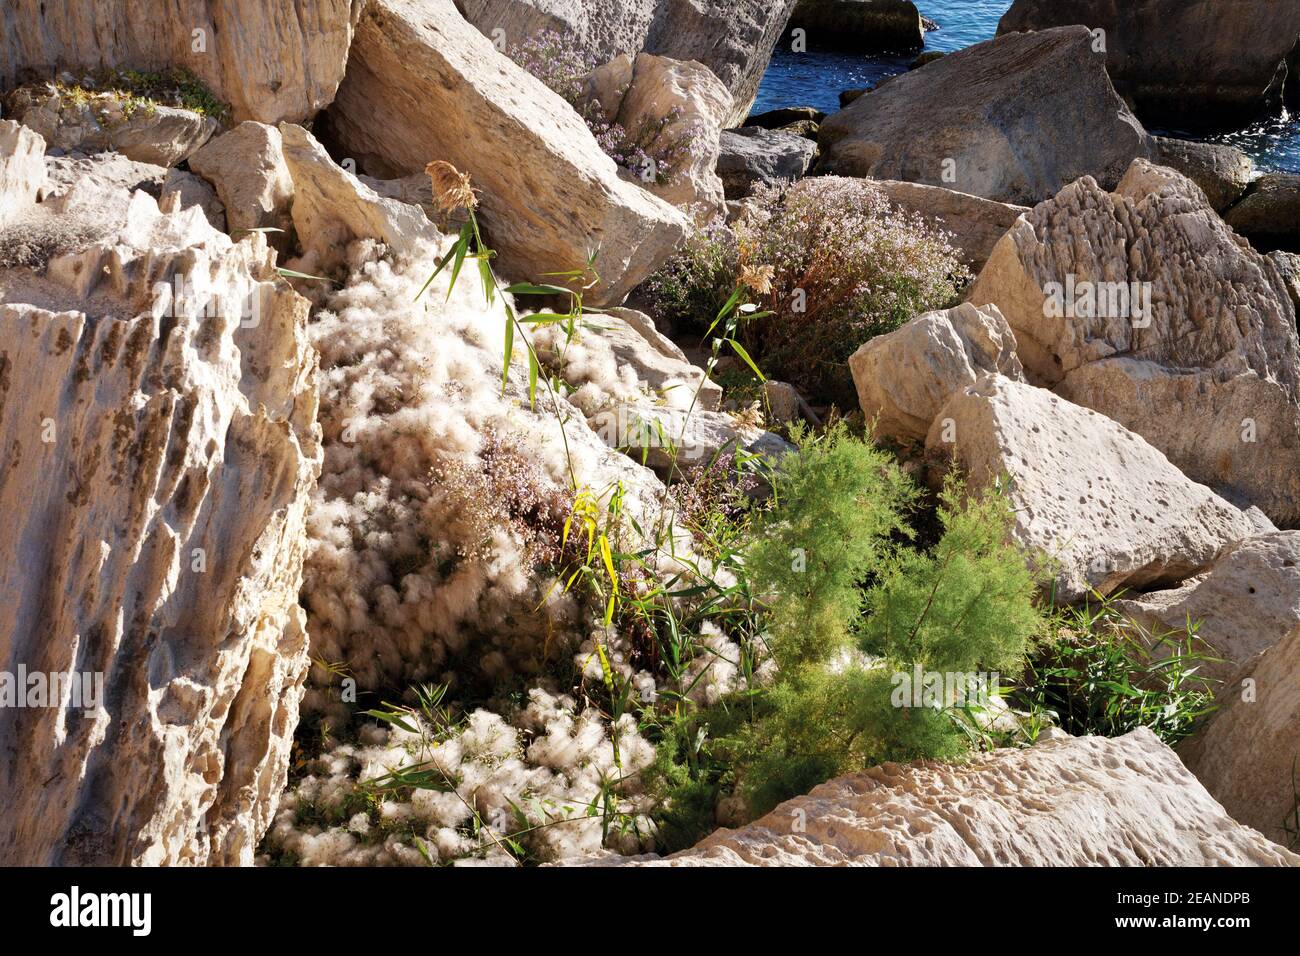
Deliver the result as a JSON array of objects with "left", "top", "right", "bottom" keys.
[
  {"left": 456, "top": 0, "right": 799, "bottom": 126},
  {"left": 1273, "top": 250, "right": 1300, "bottom": 314},
  {"left": 875, "top": 180, "right": 1028, "bottom": 272},
  {"left": 324, "top": 0, "right": 687, "bottom": 307},
  {"left": 927, "top": 375, "right": 1259, "bottom": 603},
  {"left": 744, "top": 107, "right": 825, "bottom": 130},
  {"left": 0, "top": 183, "right": 321, "bottom": 865},
  {"left": 1225, "top": 172, "right": 1300, "bottom": 252},
  {"left": 189, "top": 121, "right": 294, "bottom": 251},
  {"left": 969, "top": 160, "right": 1300, "bottom": 525},
  {"left": 160, "top": 168, "right": 225, "bottom": 232},
  {"left": 584, "top": 729, "right": 1298, "bottom": 865},
  {"left": 716, "top": 127, "right": 818, "bottom": 198},
  {"left": 579, "top": 53, "right": 731, "bottom": 223},
  {"left": 1116, "top": 532, "right": 1300, "bottom": 683},
  {"left": 4, "top": 84, "right": 217, "bottom": 167},
  {"left": 819, "top": 27, "right": 1152, "bottom": 205},
  {"left": 0, "top": 119, "right": 45, "bottom": 225},
  {"left": 0, "top": 0, "right": 365, "bottom": 125},
  {"left": 278, "top": 123, "right": 441, "bottom": 276},
  {"left": 998, "top": 0, "right": 1300, "bottom": 129},
  {"left": 1151, "top": 136, "right": 1254, "bottom": 213},
  {"left": 1180, "top": 625, "right": 1300, "bottom": 846},
  {"left": 785, "top": 0, "right": 925, "bottom": 52},
  {"left": 850, "top": 303, "right": 1023, "bottom": 443}
]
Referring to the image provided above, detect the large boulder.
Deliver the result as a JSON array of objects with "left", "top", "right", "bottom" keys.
[
  {"left": 850, "top": 303, "right": 1024, "bottom": 443},
  {"left": 583, "top": 729, "right": 1298, "bottom": 865},
  {"left": 1273, "top": 250, "right": 1300, "bottom": 314},
  {"left": 1116, "top": 532, "right": 1300, "bottom": 683},
  {"left": 0, "top": 120, "right": 45, "bottom": 225},
  {"left": 0, "top": 175, "right": 321, "bottom": 864},
  {"left": 927, "top": 375, "right": 1260, "bottom": 604},
  {"left": 874, "top": 180, "right": 1028, "bottom": 272},
  {"left": 455, "top": 0, "right": 799, "bottom": 126},
  {"left": 4, "top": 83, "right": 217, "bottom": 167},
  {"left": 0, "top": 0, "right": 363, "bottom": 125},
  {"left": 968, "top": 160, "right": 1300, "bottom": 526},
  {"left": 189, "top": 121, "right": 295, "bottom": 252},
  {"left": 1151, "top": 136, "right": 1255, "bottom": 214},
  {"left": 1180, "top": 625, "right": 1300, "bottom": 846},
  {"left": 716, "top": 127, "right": 818, "bottom": 198},
  {"left": 578, "top": 53, "right": 731, "bottom": 224},
  {"left": 818, "top": 27, "right": 1152, "bottom": 205},
  {"left": 322, "top": 0, "right": 687, "bottom": 308},
  {"left": 785, "top": 0, "right": 925, "bottom": 52},
  {"left": 1225, "top": 172, "right": 1300, "bottom": 253},
  {"left": 998, "top": 0, "right": 1300, "bottom": 129}
]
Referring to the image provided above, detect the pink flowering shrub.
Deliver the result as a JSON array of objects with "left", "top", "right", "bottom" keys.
[{"left": 646, "top": 177, "right": 971, "bottom": 407}]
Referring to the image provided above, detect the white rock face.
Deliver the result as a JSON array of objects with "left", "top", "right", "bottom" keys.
[
  {"left": 189, "top": 122, "right": 295, "bottom": 252},
  {"left": 582, "top": 729, "right": 1298, "bottom": 865},
  {"left": 322, "top": 0, "right": 687, "bottom": 308},
  {"left": 0, "top": 0, "right": 364, "bottom": 124},
  {"left": 1180, "top": 625, "right": 1300, "bottom": 847},
  {"left": 850, "top": 303, "right": 1024, "bottom": 443},
  {"left": 1116, "top": 532, "right": 1300, "bottom": 683},
  {"left": 926, "top": 375, "right": 1258, "bottom": 603},
  {"left": 0, "top": 120, "right": 46, "bottom": 225},
  {"left": 579, "top": 53, "right": 731, "bottom": 224},
  {"left": 819, "top": 27, "right": 1152, "bottom": 205},
  {"left": 456, "top": 0, "right": 799, "bottom": 126},
  {"left": 277, "top": 123, "right": 442, "bottom": 276},
  {"left": 0, "top": 187, "right": 321, "bottom": 865},
  {"left": 969, "top": 160, "right": 1300, "bottom": 526},
  {"left": 5, "top": 84, "right": 217, "bottom": 167}
]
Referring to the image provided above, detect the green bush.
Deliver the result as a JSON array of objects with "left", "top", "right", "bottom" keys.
[
  {"left": 643, "top": 177, "right": 971, "bottom": 408},
  {"left": 645, "top": 430, "right": 1048, "bottom": 830}
]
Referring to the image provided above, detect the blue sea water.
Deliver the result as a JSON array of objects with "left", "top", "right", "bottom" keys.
[{"left": 752, "top": 0, "right": 1300, "bottom": 173}]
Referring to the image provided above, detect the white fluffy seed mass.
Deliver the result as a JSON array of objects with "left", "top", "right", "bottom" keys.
[
  {"left": 301, "top": 237, "right": 668, "bottom": 716},
  {"left": 266, "top": 689, "right": 658, "bottom": 865}
]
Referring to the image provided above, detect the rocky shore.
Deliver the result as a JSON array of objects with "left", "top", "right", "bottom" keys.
[{"left": 0, "top": 0, "right": 1297, "bottom": 868}]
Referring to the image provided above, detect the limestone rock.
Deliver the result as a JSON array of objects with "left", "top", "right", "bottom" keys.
[
  {"left": 189, "top": 122, "right": 294, "bottom": 251},
  {"left": 875, "top": 180, "right": 1028, "bottom": 272},
  {"left": 786, "top": 0, "right": 925, "bottom": 52},
  {"left": 1152, "top": 136, "right": 1254, "bottom": 213},
  {"left": 579, "top": 53, "right": 731, "bottom": 224},
  {"left": 4, "top": 84, "right": 217, "bottom": 167},
  {"left": 926, "top": 375, "right": 1259, "bottom": 603},
  {"left": 0, "top": 0, "right": 364, "bottom": 125},
  {"left": 850, "top": 303, "right": 1024, "bottom": 443},
  {"left": 0, "top": 189, "right": 321, "bottom": 865},
  {"left": 1272, "top": 250, "right": 1300, "bottom": 314},
  {"left": 456, "top": 0, "right": 799, "bottom": 126},
  {"left": 1180, "top": 625, "right": 1300, "bottom": 847},
  {"left": 587, "top": 729, "right": 1299, "bottom": 865},
  {"left": 819, "top": 27, "right": 1152, "bottom": 205},
  {"left": 323, "top": 0, "right": 687, "bottom": 307},
  {"left": 744, "top": 107, "right": 825, "bottom": 130},
  {"left": 1225, "top": 172, "right": 1300, "bottom": 252},
  {"left": 998, "top": 0, "right": 1300, "bottom": 129},
  {"left": 160, "top": 168, "right": 225, "bottom": 232},
  {"left": 717, "top": 127, "right": 818, "bottom": 199},
  {"left": 969, "top": 160, "right": 1300, "bottom": 525},
  {"left": 277, "top": 123, "right": 441, "bottom": 275},
  {"left": 1116, "top": 532, "right": 1300, "bottom": 683},
  {"left": 0, "top": 120, "right": 46, "bottom": 225}
]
